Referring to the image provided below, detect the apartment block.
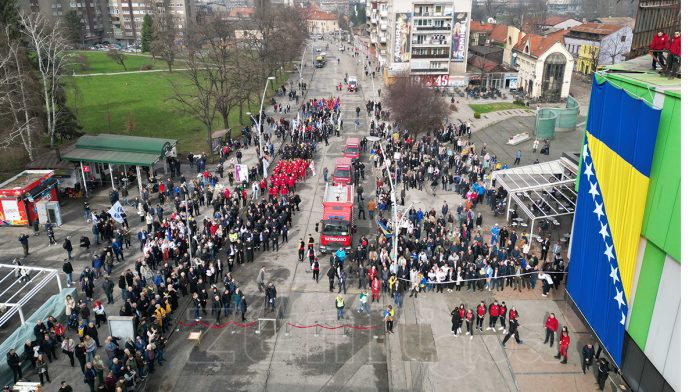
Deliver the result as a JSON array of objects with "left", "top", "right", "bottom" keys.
[
  {"left": 21, "top": 0, "right": 111, "bottom": 42},
  {"left": 375, "top": 0, "right": 472, "bottom": 86}
]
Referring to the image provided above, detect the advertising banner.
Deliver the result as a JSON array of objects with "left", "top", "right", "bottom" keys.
[
  {"left": 393, "top": 13, "right": 412, "bottom": 63},
  {"left": 451, "top": 12, "right": 468, "bottom": 62}
]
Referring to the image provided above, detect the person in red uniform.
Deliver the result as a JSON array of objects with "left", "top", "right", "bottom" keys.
[
  {"left": 666, "top": 31, "right": 681, "bottom": 79},
  {"left": 476, "top": 301, "right": 486, "bottom": 332},
  {"left": 371, "top": 277, "right": 381, "bottom": 302},
  {"left": 465, "top": 308, "right": 474, "bottom": 339},
  {"left": 556, "top": 326, "right": 570, "bottom": 364},
  {"left": 649, "top": 31, "right": 669, "bottom": 70},
  {"left": 487, "top": 300, "right": 500, "bottom": 331},
  {"left": 544, "top": 313, "right": 559, "bottom": 347},
  {"left": 498, "top": 301, "right": 508, "bottom": 332}
]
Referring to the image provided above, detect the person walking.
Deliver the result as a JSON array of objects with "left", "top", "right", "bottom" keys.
[
  {"left": 556, "top": 327, "right": 570, "bottom": 364},
  {"left": 312, "top": 259, "right": 320, "bottom": 283},
  {"left": 63, "top": 237, "right": 73, "bottom": 260},
  {"left": 336, "top": 294, "right": 345, "bottom": 320},
  {"left": 544, "top": 313, "right": 559, "bottom": 347},
  {"left": 502, "top": 307, "right": 522, "bottom": 346},
  {"left": 514, "top": 150, "right": 521, "bottom": 165},
  {"left": 298, "top": 240, "right": 305, "bottom": 261},
  {"left": 84, "top": 362, "right": 97, "bottom": 392},
  {"left": 18, "top": 233, "right": 29, "bottom": 256},
  {"left": 357, "top": 290, "right": 370, "bottom": 315},
  {"left": 256, "top": 266, "right": 266, "bottom": 292},
  {"left": 265, "top": 282, "right": 277, "bottom": 312},
  {"left": 582, "top": 342, "right": 595, "bottom": 374}
]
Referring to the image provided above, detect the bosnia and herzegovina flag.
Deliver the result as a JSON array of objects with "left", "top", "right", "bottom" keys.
[{"left": 568, "top": 78, "right": 662, "bottom": 367}]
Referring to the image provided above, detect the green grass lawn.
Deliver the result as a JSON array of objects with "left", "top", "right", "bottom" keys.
[
  {"left": 66, "top": 70, "right": 289, "bottom": 154},
  {"left": 68, "top": 50, "right": 185, "bottom": 74},
  {"left": 469, "top": 102, "right": 529, "bottom": 114}
]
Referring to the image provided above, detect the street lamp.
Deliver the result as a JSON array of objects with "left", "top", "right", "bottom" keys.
[{"left": 256, "top": 76, "right": 276, "bottom": 159}]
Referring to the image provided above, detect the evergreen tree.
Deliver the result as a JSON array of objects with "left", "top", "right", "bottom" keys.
[
  {"left": 63, "top": 10, "right": 84, "bottom": 46},
  {"left": 141, "top": 14, "right": 154, "bottom": 52},
  {"left": 0, "top": 0, "right": 21, "bottom": 38}
]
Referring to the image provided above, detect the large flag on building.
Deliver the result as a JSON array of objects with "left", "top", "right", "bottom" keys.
[{"left": 567, "top": 78, "right": 662, "bottom": 367}]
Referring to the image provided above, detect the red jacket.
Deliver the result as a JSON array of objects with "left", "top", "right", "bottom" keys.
[
  {"left": 560, "top": 333, "right": 570, "bottom": 348},
  {"left": 371, "top": 278, "right": 380, "bottom": 292},
  {"left": 650, "top": 33, "right": 669, "bottom": 51},
  {"left": 509, "top": 309, "right": 518, "bottom": 320},
  {"left": 668, "top": 35, "right": 681, "bottom": 56},
  {"left": 545, "top": 317, "right": 559, "bottom": 332},
  {"left": 499, "top": 305, "right": 507, "bottom": 318},
  {"left": 477, "top": 304, "right": 486, "bottom": 317},
  {"left": 489, "top": 304, "right": 500, "bottom": 317},
  {"left": 466, "top": 310, "right": 473, "bottom": 321}
]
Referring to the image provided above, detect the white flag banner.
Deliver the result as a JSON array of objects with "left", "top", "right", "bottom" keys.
[{"left": 108, "top": 201, "right": 125, "bottom": 224}]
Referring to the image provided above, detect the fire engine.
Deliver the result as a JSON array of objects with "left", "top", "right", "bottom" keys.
[{"left": 317, "top": 183, "right": 355, "bottom": 253}]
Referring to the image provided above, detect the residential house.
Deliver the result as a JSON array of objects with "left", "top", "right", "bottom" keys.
[
  {"left": 588, "top": 17, "right": 635, "bottom": 29},
  {"left": 546, "top": 0, "right": 582, "bottom": 15},
  {"left": 469, "top": 20, "right": 495, "bottom": 46},
  {"left": 539, "top": 15, "right": 582, "bottom": 32},
  {"left": 307, "top": 9, "right": 339, "bottom": 34},
  {"left": 488, "top": 23, "right": 522, "bottom": 65},
  {"left": 512, "top": 30, "right": 574, "bottom": 100},
  {"left": 565, "top": 23, "right": 633, "bottom": 74}
]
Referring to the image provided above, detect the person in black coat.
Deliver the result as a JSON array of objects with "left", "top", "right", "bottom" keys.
[
  {"left": 7, "top": 349, "right": 22, "bottom": 382},
  {"left": 582, "top": 343, "right": 596, "bottom": 374},
  {"left": 501, "top": 308, "right": 522, "bottom": 346}
]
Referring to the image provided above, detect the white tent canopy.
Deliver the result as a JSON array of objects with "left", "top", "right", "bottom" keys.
[{"left": 491, "top": 157, "right": 578, "bottom": 240}]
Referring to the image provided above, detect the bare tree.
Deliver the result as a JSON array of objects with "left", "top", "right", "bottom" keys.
[
  {"left": 384, "top": 77, "right": 450, "bottom": 137},
  {"left": 0, "top": 26, "right": 38, "bottom": 159},
  {"left": 151, "top": 1, "right": 177, "bottom": 72},
  {"left": 601, "top": 32, "right": 631, "bottom": 65},
  {"left": 169, "top": 39, "right": 217, "bottom": 153},
  {"left": 107, "top": 49, "right": 127, "bottom": 71},
  {"left": 19, "top": 12, "right": 70, "bottom": 148}
]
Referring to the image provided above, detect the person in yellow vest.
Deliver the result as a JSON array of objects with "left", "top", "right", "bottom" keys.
[
  {"left": 154, "top": 304, "right": 166, "bottom": 327},
  {"left": 388, "top": 275, "right": 397, "bottom": 296},
  {"left": 384, "top": 305, "right": 395, "bottom": 333},
  {"left": 336, "top": 295, "right": 345, "bottom": 320}
]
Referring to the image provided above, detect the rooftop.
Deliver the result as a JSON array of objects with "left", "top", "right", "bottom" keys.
[
  {"left": 307, "top": 9, "right": 338, "bottom": 21},
  {"left": 0, "top": 170, "right": 53, "bottom": 190},
  {"left": 488, "top": 24, "right": 510, "bottom": 44},
  {"left": 470, "top": 21, "right": 495, "bottom": 33},
  {"left": 513, "top": 29, "right": 569, "bottom": 58},
  {"left": 569, "top": 22, "right": 624, "bottom": 36},
  {"left": 541, "top": 15, "right": 578, "bottom": 26},
  {"left": 599, "top": 55, "right": 681, "bottom": 99}
]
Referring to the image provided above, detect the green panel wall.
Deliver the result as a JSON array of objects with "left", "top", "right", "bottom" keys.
[
  {"left": 628, "top": 240, "right": 666, "bottom": 349},
  {"left": 641, "top": 95, "right": 681, "bottom": 261}
]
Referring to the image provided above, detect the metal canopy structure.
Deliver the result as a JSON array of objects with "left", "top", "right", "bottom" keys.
[
  {"left": 59, "top": 134, "right": 178, "bottom": 196},
  {"left": 491, "top": 157, "right": 579, "bottom": 240},
  {"left": 0, "top": 263, "right": 62, "bottom": 326}
]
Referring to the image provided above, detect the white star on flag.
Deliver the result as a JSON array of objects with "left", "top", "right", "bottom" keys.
[
  {"left": 604, "top": 243, "right": 615, "bottom": 262},
  {"left": 589, "top": 181, "right": 600, "bottom": 199},
  {"left": 593, "top": 201, "right": 605, "bottom": 220},
  {"left": 609, "top": 265, "right": 619, "bottom": 284},
  {"left": 599, "top": 222, "right": 609, "bottom": 240},
  {"left": 620, "top": 312, "right": 626, "bottom": 325},
  {"left": 614, "top": 288, "right": 626, "bottom": 309},
  {"left": 584, "top": 162, "right": 594, "bottom": 182},
  {"left": 583, "top": 144, "right": 589, "bottom": 160}
]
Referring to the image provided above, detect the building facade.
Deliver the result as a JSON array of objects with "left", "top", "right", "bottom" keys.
[
  {"left": 380, "top": 0, "right": 472, "bottom": 85},
  {"left": 512, "top": 31, "right": 573, "bottom": 100},
  {"left": 307, "top": 9, "right": 339, "bottom": 34},
  {"left": 21, "top": 0, "right": 110, "bottom": 42},
  {"left": 366, "top": 0, "right": 389, "bottom": 64},
  {"left": 564, "top": 23, "right": 633, "bottom": 74}
]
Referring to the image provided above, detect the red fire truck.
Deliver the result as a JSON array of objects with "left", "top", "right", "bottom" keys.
[{"left": 317, "top": 183, "right": 355, "bottom": 253}]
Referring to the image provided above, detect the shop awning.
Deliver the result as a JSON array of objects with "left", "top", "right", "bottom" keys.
[
  {"left": 59, "top": 134, "right": 178, "bottom": 166},
  {"left": 60, "top": 145, "right": 162, "bottom": 166}
]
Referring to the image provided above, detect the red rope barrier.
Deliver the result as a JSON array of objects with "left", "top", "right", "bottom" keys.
[{"left": 177, "top": 320, "right": 378, "bottom": 331}]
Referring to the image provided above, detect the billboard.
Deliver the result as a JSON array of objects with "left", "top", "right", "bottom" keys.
[
  {"left": 393, "top": 13, "right": 412, "bottom": 63},
  {"left": 451, "top": 12, "right": 468, "bottom": 62}
]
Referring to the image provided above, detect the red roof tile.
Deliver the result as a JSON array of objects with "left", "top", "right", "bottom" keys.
[
  {"left": 489, "top": 24, "right": 509, "bottom": 44},
  {"left": 513, "top": 30, "right": 568, "bottom": 58},
  {"left": 307, "top": 9, "right": 338, "bottom": 21},
  {"left": 470, "top": 21, "right": 495, "bottom": 33},
  {"left": 542, "top": 15, "right": 574, "bottom": 26}
]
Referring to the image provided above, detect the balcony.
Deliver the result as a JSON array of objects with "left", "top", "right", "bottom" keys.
[
  {"left": 411, "top": 52, "right": 450, "bottom": 59},
  {"left": 413, "top": 12, "right": 453, "bottom": 18},
  {"left": 412, "top": 39, "right": 450, "bottom": 47},
  {"left": 380, "top": 22, "right": 388, "bottom": 31},
  {"left": 410, "top": 67, "right": 449, "bottom": 74},
  {"left": 415, "top": 25, "right": 451, "bottom": 31}
]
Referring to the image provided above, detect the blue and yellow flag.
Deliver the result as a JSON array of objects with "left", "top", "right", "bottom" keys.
[{"left": 568, "top": 78, "right": 661, "bottom": 367}]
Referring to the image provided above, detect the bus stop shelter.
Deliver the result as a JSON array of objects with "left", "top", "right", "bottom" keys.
[
  {"left": 491, "top": 157, "right": 579, "bottom": 241},
  {"left": 60, "top": 134, "right": 177, "bottom": 196}
]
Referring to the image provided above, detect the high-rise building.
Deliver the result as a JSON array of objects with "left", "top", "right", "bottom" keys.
[
  {"left": 375, "top": 0, "right": 472, "bottom": 86},
  {"left": 108, "top": 0, "right": 196, "bottom": 44},
  {"left": 20, "top": 0, "right": 111, "bottom": 43}
]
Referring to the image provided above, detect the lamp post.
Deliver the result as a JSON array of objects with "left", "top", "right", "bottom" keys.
[
  {"left": 257, "top": 76, "right": 276, "bottom": 159},
  {"left": 377, "top": 141, "right": 398, "bottom": 259}
]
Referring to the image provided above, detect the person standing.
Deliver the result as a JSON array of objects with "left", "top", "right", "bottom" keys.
[
  {"left": 371, "top": 276, "right": 381, "bottom": 302},
  {"left": 502, "top": 307, "right": 522, "bottom": 346},
  {"left": 336, "top": 294, "right": 345, "bottom": 320},
  {"left": 476, "top": 301, "right": 486, "bottom": 332},
  {"left": 650, "top": 31, "right": 669, "bottom": 70},
  {"left": 298, "top": 240, "right": 305, "bottom": 262},
  {"left": 58, "top": 381, "right": 74, "bottom": 392},
  {"left": 6, "top": 349, "right": 22, "bottom": 383},
  {"left": 240, "top": 295, "right": 248, "bottom": 322},
  {"left": 84, "top": 362, "right": 97, "bottom": 392},
  {"left": 212, "top": 295, "right": 222, "bottom": 325},
  {"left": 18, "top": 233, "right": 29, "bottom": 256},
  {"left": 498, "top": 301, "right": 508, "bottom": 332},
  {"left": 450, "top": 306, "right": 461, "bottom": 336},
  {"left": 384, "top": 305, "right": 395, "bottom": 333},
  {"left": 465, "top": 308, "right": 474, "bottom": 339},
  {"left": 556, "top": 326, "right": 570, "bottom": 364},
  {"left": 312, "top": 259, "right": 320, "bottom": 283},
  {"left": 514, "top": 150, "right": 521, "bottom": 165},
  {"left": 597, "top": 357, "right": 610, "bottom": 390},
  {"left": 582, "top": 342, "right": 595, "bottom": 374},
  {"left": 102, "top": 277, "right": 115, "bottom": 304},
  {"left": 36, "top": 354, "right": 50, "bottom": 385},
  {"left": 338, "top": 268, "right": 347, "bottom": 295},
  {"left": 327, "top": 264, "right": 336, "bottom": 292},
  {"left": 544, "top": 313, "right": 559, "bottom": 347},
  {"left": 61, "top": 337, "right": 76, "bottom": 368},
  {"left": 666, "top": 31, "right": 681, "bottom": 79},
  {"left": 487, "top": 300, "right": 500, "bottom": 331},
  {"left": 265, "top": 283, "right": 277, "bottom": 312}
]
